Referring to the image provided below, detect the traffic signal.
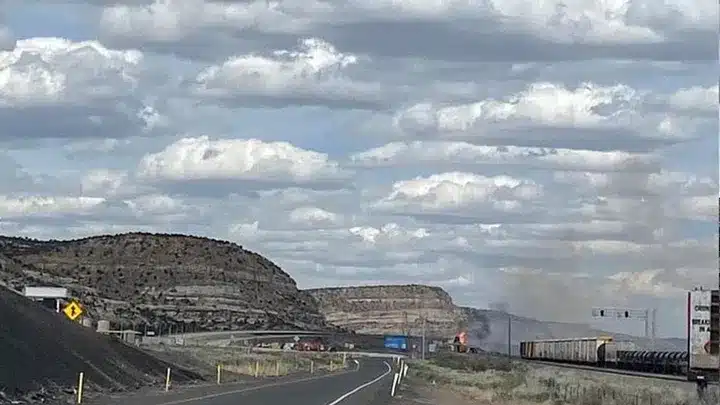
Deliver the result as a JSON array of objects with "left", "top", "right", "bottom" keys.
[
  {"left": 624, "top": 311, "right": 629, "bottom": 318},
  {"left": 599, "top": 310, "right": 605, "bottom": 317}
]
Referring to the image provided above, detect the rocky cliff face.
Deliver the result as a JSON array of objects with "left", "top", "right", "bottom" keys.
[
  {"left": 306, "top": 284, "right": 467, "bottom": 338},
  {"left": 0, "top": 233, "right": 328, "bottom": 332}
]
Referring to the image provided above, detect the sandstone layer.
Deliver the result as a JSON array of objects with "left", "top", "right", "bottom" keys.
[{"left": 306, "top": 284, "right": 468, "bottom": 338}]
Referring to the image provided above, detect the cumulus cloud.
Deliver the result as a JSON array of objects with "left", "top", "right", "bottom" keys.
[
  {"left": 122, "top": 193, "right": 200, "bottom": 221},
  {"left": 0, "top": 37, "right": 158, "bottom": 141},
  {"left": 666, "top": 84, "right": 718, "bottom": 114},
  {"left": 392, "top": 82, "right": 713, "bottom": 150},
  {"left": 349, "top": 223, "right": 430, "bottom": 245},
  {"left": 0, "top": 195, "right": 105, "bottom": 218},
  {"left": 372, "top": 172, "right": 544, "bottom": 222},
  {"left": 190, "top": 38, "right": 389, "bottom": 109},
  {"left": 81, "top": 169, "right": 129, "bottom": 195},
  {"left": 350, "top": 141, "right": 659, "bottom": 172},
  {"left": 0, "top": 0, "right": 716, "bottom": 337},
  {"left": 100, "top": 0, "right": 312, "bottom": 44},
  {"left": 288, "top": 206, "right": 343, "bottom": 227},
  {"left": 97, "top": 0, "right": 716, "bottom": 62},
  {"left": 136, "top": 136, "right": 352, "bottom": 194}
]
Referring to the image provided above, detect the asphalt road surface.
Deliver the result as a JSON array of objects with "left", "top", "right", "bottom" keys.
[{"left": 94, "top": 358, "right": 395, "bottom": 405}]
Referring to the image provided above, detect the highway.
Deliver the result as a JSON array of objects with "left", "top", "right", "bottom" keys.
[{"left": 93, "top": 358, "right": 395, "bottom": 405}]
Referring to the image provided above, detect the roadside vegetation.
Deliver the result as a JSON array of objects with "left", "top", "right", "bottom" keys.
[
  {"left": 406, "top": 352, "right": 719, "bottom": 405},
  {"left": 144, "top": 345, "right": 350, "bottom": 383}
]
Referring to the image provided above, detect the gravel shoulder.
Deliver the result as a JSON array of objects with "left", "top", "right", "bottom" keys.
[{"left": 388, "top": 352, "right": 720, "bottom": 405}]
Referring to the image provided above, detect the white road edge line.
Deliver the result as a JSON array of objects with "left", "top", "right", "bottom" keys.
[
  {"left": 155, "top": 367, "right": 359, "bottom": 405},
  {"left": 324, "top": 361, "right": 392, "bottom": 405}
]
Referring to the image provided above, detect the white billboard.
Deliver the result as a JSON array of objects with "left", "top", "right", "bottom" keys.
[
  {"left": 688, "top": 290, "right": 717, "bottom": 369},
  {"left": 23, "top": 286, "right": 68, "bottom": 299}
]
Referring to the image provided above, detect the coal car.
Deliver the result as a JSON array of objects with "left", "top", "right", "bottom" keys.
[{"left": 520, "top": 337, "right": 688, "bottom": 376}]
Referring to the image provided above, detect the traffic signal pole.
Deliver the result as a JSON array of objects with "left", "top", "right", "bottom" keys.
[{"left": 591, "top": 307, "right": 657, "bottom": 349}]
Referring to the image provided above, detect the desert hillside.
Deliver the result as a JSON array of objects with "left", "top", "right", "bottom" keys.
[
  {"left": 0, "top": 284, "right": 202, "bottom": 402},
  {"left": 306, "top": 284, "right": 469, "bottom": 338},
  {"left": 0, "top": 232, "right": 688, "bottom": 351},
  {"left": 0, "top": 233, "right": 328, "bottom": 332}
]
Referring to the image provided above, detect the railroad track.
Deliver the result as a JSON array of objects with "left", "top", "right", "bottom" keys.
[{"left": 521, "top": 359, "right": 710, "bottom": 384}]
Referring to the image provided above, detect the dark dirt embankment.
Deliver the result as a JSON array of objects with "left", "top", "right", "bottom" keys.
[{"left": 0, "top": 286, "right": 203, "bottom": 403}]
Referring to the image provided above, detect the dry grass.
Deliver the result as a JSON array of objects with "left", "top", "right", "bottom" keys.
[
  {"left": 146, "top": 345, "right": 349, "bottom": 382},
  {"left": 408, "top": 353, "right": 720, "bottom": 405}
]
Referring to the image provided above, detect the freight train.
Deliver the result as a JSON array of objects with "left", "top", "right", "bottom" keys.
[
  {"left": 520, "top": 336, "right": 688, "bottom": 376},
  {"left": 520, "top": 289, "right": 720, "bottom": 382}
]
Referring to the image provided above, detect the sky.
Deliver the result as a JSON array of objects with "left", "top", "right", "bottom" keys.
[{"left": 0, "top": 0, "right": 717, "bottom": 339}]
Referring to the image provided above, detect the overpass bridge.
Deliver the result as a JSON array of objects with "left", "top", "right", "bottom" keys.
[{"left": 142, "top": 329, "right": 335, "bottom": 346}]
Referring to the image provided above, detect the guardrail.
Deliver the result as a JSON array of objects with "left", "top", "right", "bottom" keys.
[{"left": 389, "top": 356, "right": 409, "bottom": 397}]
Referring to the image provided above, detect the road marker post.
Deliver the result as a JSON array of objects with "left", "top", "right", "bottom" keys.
[
  {"left": 310, "top": 360, "right": 314, "bottom": 374},
  {"left": 390, "top": 372, "right": 400, "bottom": 397},
  {"left": 342, "top": 353, "right": 347, "bottom": 368},
  {"left": 330, "top": 359, "right": 334, "bottom": 372},
  {"left": 254, "top": 361, "right": 260, "bottom": 378},
  {"left": 275, "top": 361, "right": 280, "bottom": 377},
  {"left": 76, "top": 372, "right": 84, "bottom": 404},
  {"left": 217, "top": 364, "right": 222, "bottom": 384},
  {"left": 165, "top": 367, "right": 171, "bottom": 391}
]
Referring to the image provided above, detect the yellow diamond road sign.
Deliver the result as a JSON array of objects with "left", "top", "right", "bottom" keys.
[{"left": 63, "top": 301, "right": 83, "bottom": 321}]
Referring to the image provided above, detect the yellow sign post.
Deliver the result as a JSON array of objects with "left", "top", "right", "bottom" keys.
[{"left": 63, "top": 301, "right": 84, "bottom": 321}]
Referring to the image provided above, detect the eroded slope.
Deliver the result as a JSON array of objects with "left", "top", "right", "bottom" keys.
[{"left": 0, "top": 233, "right": 327, "bottom": 332}]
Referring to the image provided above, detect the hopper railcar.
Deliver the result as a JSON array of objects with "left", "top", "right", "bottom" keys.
[{"left": 520, "top": 337, "right": 688, "bottom": 377}]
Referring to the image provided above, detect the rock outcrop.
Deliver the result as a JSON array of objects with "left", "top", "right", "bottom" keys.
[
  {"left": 0, "top": 233, "right": 328, "bottom": 332},
  {"left": 306, "top": 284, "right": 466, "bottom": 338}
]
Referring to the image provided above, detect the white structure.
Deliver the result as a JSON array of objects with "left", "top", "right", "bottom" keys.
[
  {"left": 97, "top": 320, "right": 111, "bottom": 333},
  {"left": 23, "top": 286, "right": 68, "bottom": 299},
  {"left": 688, "top": 289, "right": 718, "bottom": 371},
  {"left": 22, "top": 286, "right": 68, "bottom": 313}
]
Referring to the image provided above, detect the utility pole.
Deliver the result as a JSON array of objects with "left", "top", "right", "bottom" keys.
[
  {"left": 421, "top": 315, "right": 426, "bottom": 360},
  {"left": 254, "top": 268, "right": 259, "bottom": 306},
  {"left": 401, "top": 311, "right": 408, "bottom": 337},
  {"left": 507, "top": 315, "right": 512, "bottom": 360},
  {"left": 650, "top": 309, "right": 657, "bottom": 350}
]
